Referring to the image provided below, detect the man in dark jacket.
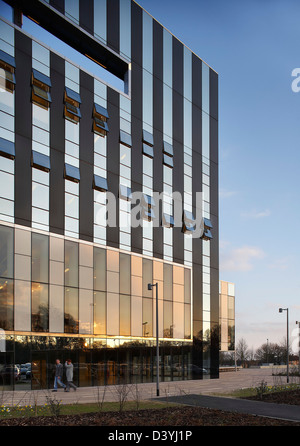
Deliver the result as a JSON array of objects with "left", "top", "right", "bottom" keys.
[{"left": 52, "top": 359, "right": 67, "bottom": 392}]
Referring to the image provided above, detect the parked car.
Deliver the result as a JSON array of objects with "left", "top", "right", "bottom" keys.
[{"left": 187, "top": 364, "right": 209, "bottom": 375}]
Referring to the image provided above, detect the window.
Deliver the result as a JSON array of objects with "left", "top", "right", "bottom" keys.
[
  {"left": 142, "top": 143, "right": 153, "bottom": 159},
  {"left": 142, "top": 129, "right": 154, "bottom": 147},
  {"left": 31, "top": 150, "right": 50, "bottom": 172},
  {"left": 31, "top": 69, "right": 52, "bottom": 109},
  {"left": 120, "top": 130, "right": 132, "bottom": 148},
  {"left": 0, "top": 136, "right": 15, "bottom": 159},
  {"left": 163, "top": 141, "right": 173, "bottom": 156},
  {"left": 141, "top": 194, "right": 155, "bottom": 222},
  {"left": 64, "top": 163, "right": 80, "bottom": 183},
  {"left": 201, "top": 218, "right": 213, "bottom": 240},
  {"left": 119, "top": 184, "right": 132, "bottom": 201},
  {"left": 64, "top": 87, "right": 81, "bottom": 123},
  {"left": 0, "top": 50, "right": 16, "bottom": 93},
  {"left": 93, "top": 174, "right": 108, "bottom": 192},
  {"left": 182, "top": 210, "right": 195, "bottom": 233},
  {"left": 163, "top": 141, "right": 174, "bottom": 168},
  {"left": 93, "top": 103, "right": 109, "bottom": 137},
  {"left": 163, "top": 153, "right": 173, "bottom": 168},
  {"left": 162, "top": 213, "right": 174, "bottom": 228}
]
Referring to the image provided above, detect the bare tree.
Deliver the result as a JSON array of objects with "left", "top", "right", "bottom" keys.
[{"left": 235, "top": 338, "right": 250, "bottom": 365}]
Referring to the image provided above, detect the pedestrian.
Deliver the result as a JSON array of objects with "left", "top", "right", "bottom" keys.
[
  {"left": 53, "top": 359, "right": 67, "bottom": 392},
  {"left": 65, "top": 359, "right": 77, "bottom": 392}
]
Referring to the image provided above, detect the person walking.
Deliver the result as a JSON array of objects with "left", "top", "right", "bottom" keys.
[
  {"left": 53, "top": 359, "right": 67, "bottom": 392},
  {"left": 65, "top": 359, "right": 77, "bottom": 392}
]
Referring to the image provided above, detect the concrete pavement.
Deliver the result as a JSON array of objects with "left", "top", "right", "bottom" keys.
[{"left": 2, "top": 368, "right": 300, "bottom": 422}]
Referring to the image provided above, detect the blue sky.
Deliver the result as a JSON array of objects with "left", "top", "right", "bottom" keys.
[{"left": 138, "top": 0, "right": 300, "bottom": 351}]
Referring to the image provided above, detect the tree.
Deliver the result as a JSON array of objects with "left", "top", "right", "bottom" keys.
[
  {"left": 235, "top": 338, "right": 250, "bottom": 365},
  {"left": 255, "top": 339, "right": 290, "bottom": 365}
]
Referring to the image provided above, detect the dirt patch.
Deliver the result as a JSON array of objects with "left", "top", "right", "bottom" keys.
[
  {"left": 0, "top": 405, "right": 299, "bottom": 426},
  {"left": 243, "top": 388, "right": 300, "bottom": 405}
]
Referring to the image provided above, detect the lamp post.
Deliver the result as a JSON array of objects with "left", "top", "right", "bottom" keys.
[
  {"left": 279, "top": 308, "right": 289, "bottom": 383},
  {"left": 296, "top": 321, "right": 300, "bottom": 375},
  {"left": 148, "top": 282, "right": 159, "bottom": 396}
]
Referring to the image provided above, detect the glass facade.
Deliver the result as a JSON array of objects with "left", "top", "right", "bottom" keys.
[
  {"left": 219, "top": 281, "right": 235, "bottom": 352},
  {"left": 0, "top": 0, "right": 219, "bottom": 388}
]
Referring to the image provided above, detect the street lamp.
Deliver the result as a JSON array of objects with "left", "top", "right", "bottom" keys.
[
  {"left": 148, "top": 282, "right": 159, "bottom": 396},
  {"left": 279, "top": 308, "right": 289, "bottom": 383}
]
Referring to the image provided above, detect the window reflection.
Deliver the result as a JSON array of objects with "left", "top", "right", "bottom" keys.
[
  {"left": 64, "top": 287, "right": 79, "bottom": 333},
  {"left": 94, "top": 247, "right": 106, "bottom": 291},
  {"left": 120, "top": 253, "right": 130, "bottom": 295},
  {"left": 65, "top": 241, "right": 78, "bottom": 287},
  {"left": 163, "top": 263, "right": 172, "bottom": 301},
  {"left": 163, "top": 301, "right": 173, "bottom": 338},
  {"left": 31, "top": 282, "right": 48, "bottom": 332},
  {"left": 120, "top": 294, "right": 130, "bottom": 336},
  {"left": 142, "top": 258, "right": 152, "bottom": 297},
  {"left": 0, "top": 278, "right": 13, "bottom": 330},
  {"left": 94, "top": 291, "right": 106, "bottom": 335},
  {"left": 32, "top": 233, "right": 49, "bottom": 283},
  {"left": 142, "top": 298, "right": 152, "bottom": 337},
  {"left": 0, "top": 225, "right": 13, "bottom": 278}
]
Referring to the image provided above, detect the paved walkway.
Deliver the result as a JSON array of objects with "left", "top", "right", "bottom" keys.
[
  {"left": 158, "top": 394, "right": 300, "bottom": 423},
  {"left": 1, "top": 368, "right": 299, "bottom": 422}
]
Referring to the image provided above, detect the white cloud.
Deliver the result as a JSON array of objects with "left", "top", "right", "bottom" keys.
[
  {"left": 241, "top": 209, "right": 271, "bottom": 219},
  {"left": 268, "top": 257, "right": 289, "bottom": 271},
  {"left": 219, "top": 188, "right": 238, "bottom": 199},
  {"left": 220, "top": 245, "right": 265, "bottom": 272}
]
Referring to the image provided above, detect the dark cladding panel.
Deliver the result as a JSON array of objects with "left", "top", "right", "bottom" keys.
[
  {"left": 152, "top": 19, "right": 163, "bottom": 259},
  {"left": 107, "top": 0, "right": 120, "bottom": 54},
  {"left": 50, "top": 52, "right": 65, "bottom": 234},
  {"left": 209, "top": 68, "right": 218, "bottom": 122},
  {"left": 49, "top": 0, "right": 64, "bottom": 14},
  {"left": 130, "top": 1, "right": 143, "bottom": 254},
  {"left": 14, "top": 30, "right": 32, "bottom": 227},
  {"left": 192, "top": 53, "right": 202, "bottom": 110},
  {"left": 79, "top": 0, "right": 94, "bottom": 35},
  {"left": 106, "top": 88, "right": 120, "bottom": 249},
  {"left": 172, "top": 74, "right": 184, "bottom": 265},
  {"left": 79, "top": 70, "right": 94, "bottom": 242},
  {"left": 172, "top": 37, "right": 183, "bottom": 97}
]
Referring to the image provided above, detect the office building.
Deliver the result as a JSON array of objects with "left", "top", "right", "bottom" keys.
[{"left": 0, "top": 0, "right": 219, "bottom": 389}]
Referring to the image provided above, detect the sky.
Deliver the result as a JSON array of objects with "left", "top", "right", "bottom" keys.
[{"left": 137, "top": 0, "right": 300, "bottom": 352}]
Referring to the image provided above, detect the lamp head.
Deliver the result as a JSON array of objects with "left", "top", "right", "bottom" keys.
[
  {"left": 148, "top": 284, "right": 153, "bottom": 291},
  {"left": 279, "top": 308, "right": 283, "bottom": 313}
]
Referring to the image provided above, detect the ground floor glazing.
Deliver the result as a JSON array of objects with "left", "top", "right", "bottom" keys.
[{"left": 0, "top": 334, "right": 215, "bottom": 390}]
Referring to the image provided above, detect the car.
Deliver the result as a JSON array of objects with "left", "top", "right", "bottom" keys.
[{"left": 187, "top": 364, "right": 209, "bottom": 375}]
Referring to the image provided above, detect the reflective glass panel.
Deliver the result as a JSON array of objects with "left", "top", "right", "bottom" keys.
[
  {"left": 94, "top": 290, "right": 106, "bottom": 335},
  {"left": 163, "top": 301, "right": 173, "bottom": 338},
  {"left": 31, "top": 282, "right": 48, "bottom": 332},
  {"left": 0, "top": 277, "right": 13, "bottom": 330},
  {"left": 142, "top": 298, "right": 152, "bottom": 337},
  {"left": 64, "top": 287, "right": 79, "bottom": 333},
  {"left": 65, "top": 241, "right": 78, "bottom": 287},
  {"left": 120, "top": 253, "right": 130, "bottom": 295},
  {"left": 142, "top": 258, "right": 152, "bottom": 297},
  {"left": 94, "top": 247, "right": 106, "bottom": 291},
  {"left": 163, "top": 263, "right": 172, "bottom": 301},
  {"left": 32, "top": 232, "right": 49, "bottom": 283},
  {"left": 0, "top": 225, "right": 13, "bottom": 278},
  {"left": 120, "top": 294, "right": 130, "bottom": 336}
]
